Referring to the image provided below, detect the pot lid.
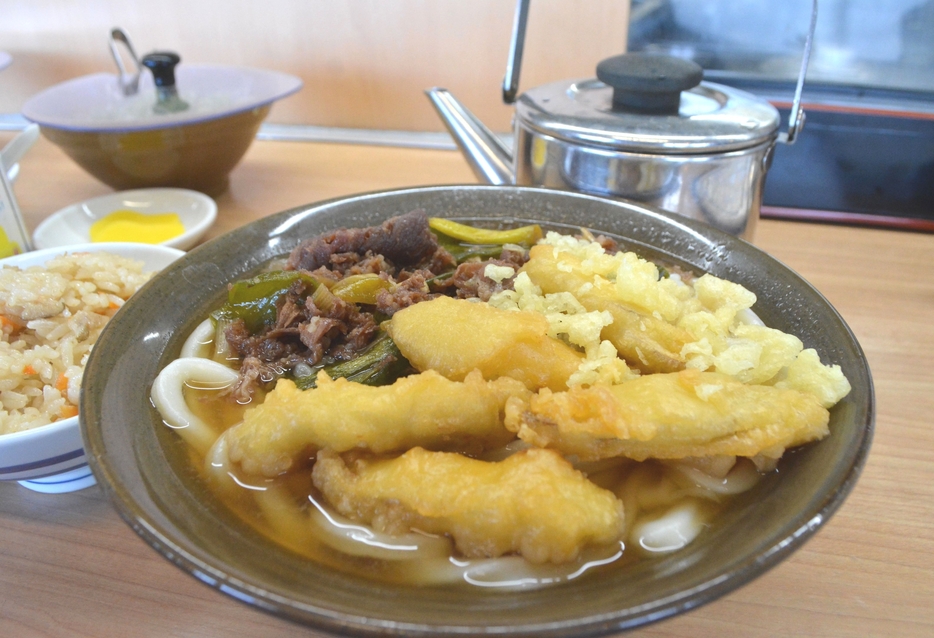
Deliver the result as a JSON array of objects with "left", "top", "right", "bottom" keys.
[
  {"left": 22, "top": 65, "right": 302, "bottom": 133},
  {"left": 515, "top": 53, "right": 781, "bottom": 154}
]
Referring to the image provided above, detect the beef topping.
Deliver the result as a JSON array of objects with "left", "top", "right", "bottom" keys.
[
  {"left": 224, "top": 214, "right": 537, "bottom": 396},
  {"left": 227, "top": 356, "right": 278, "bottom": 403},
  {"left": 442, "top": 247, "right": 529, "bottom": 302},
  {"left": 287, "top": 210, "right": 450, "bottom": 275},
  {"left": 375, "top": 271, "right": 436, "bottom": 316}
]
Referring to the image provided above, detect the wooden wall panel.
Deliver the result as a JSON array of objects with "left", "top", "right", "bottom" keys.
[{"left": 0, "top": 0, "right": 630, "bottom": 132}]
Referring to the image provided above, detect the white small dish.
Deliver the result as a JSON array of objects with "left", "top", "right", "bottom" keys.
[
  {"left": 0, "top": 242, "right": 184, "bottom": 493},
  {"left": 32, "top": 188, "right": 217, "bottom": 251}
]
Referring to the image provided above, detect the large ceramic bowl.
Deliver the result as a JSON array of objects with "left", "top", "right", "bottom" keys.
[
  {"left": 81, "top": 186, "right": 873, "bottom": 635},
  {"left": 22, "top": 66, "right": 302, "bottom": 196},
  {"left": 0, "top": 243, "right": 184, "bottom": 493}
]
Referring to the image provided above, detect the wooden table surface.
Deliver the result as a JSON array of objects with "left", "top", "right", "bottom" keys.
[{"left": 1, "top": 134, "right": 932, "bottom": 638}]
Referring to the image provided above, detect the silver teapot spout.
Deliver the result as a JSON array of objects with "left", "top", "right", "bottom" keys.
[{"left": 425, "top": 87, "right": 515, "bottom": 186}]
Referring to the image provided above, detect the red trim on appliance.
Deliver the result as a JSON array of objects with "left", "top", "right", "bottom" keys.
[
  {"left": 761, "top": 206, "right": 934, "bottom": 233},
  {"left": 769, "top": 100, "right": 934, "bottom": 121}
]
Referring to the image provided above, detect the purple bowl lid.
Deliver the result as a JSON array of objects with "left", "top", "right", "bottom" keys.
[{"left": 22, "top": 65, "right": 303, "bottom": 133}]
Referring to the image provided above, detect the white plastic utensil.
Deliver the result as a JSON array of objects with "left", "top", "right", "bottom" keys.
[
  {"left": 0, "top": 125, "right": 37, "bottom": 255},
  {"left": 1, "top": 123, "right": 40, "bottom": 178}
]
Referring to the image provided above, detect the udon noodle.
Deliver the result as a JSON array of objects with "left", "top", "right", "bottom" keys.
[{"left": 150, "top": 215, "right": 851, "bottom": 589}]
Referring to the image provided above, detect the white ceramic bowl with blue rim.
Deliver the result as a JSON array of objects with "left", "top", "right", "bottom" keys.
[{"left": 0, "top": 242, "right": 184, "bottom": 493}]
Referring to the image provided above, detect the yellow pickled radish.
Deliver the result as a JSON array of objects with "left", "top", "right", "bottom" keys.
[{"left": 90, "top": 210, "right": 185, "bottom": 244}]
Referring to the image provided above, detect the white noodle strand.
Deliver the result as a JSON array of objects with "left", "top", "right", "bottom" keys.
[
  {"left": 736, "top": 307, "right": 766, "bottom": 326},
  {"left": 632, "top": 500, "right": 707, "bottom": 553},
  {"left": 395, "top": 542, "right": 625, "bottom": 589},
  {"left": 306, "top": 495, "right": 453, "bottom": 561},
  {"left": 671, "top": 458, "right": 761, "bottom": 496},
  {"left": 150, "top": 358, "right": 238, "bottom": 455},
  {"left": 180, "top": 319, "right": 215, "bottom": 359}
]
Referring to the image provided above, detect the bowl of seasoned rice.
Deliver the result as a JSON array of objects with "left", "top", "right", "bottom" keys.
[{"left": 0, "top": 242, "right": 183, "bottom": 492}]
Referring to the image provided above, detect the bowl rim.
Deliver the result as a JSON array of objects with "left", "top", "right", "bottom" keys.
[
  {"left": 0, "top": 413, "right": 78, "bottom": 443},
  {"left": 0, "top": 241, "right": 186, "bottom": 269},
  {"left": 0, "top": 413, "right": 83, "bottom": 485},
  {"left": 81, "top": 184, "right": 875, "bottom": 636},
  {"left": 31, "top": 187, "right": 217, "bottom": 251},
  {"left": 22, "top": 64, "right": 303, "bottom": 133}
]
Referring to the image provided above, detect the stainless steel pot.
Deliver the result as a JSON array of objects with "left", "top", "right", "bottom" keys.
[{"left": 427, "top": 0, "right": 817, "bottom": 241}]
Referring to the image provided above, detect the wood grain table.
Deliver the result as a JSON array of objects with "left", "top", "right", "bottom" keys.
[{"left": 1, "top": 134, "right": 932, "bottom": 638}]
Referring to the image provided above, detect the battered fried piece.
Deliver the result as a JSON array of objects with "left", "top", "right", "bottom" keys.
[
  {"left": 312, "top": 447, "right": 625, "bottom": 564},
  {"left": 504, "top": 369, "right": 830, "bottom": 462},
  {"left": 522, "top": 245, "right": 691, "bottom": 373},
  {"left": 387, "top": 296, "right": 583, "bottom": 391},
  {"left": 226, "top": 370, "right": 528, "bottom": 477}
]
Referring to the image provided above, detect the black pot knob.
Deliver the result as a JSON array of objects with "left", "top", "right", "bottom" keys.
[
  {"left": 596, "top": 53, "right": 703, "bottom": 115},
  {"left": 141, "top": 51, "right": 181, "bottom": 88}
]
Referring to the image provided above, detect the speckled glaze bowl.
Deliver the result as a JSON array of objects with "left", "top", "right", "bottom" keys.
[{"left": 81, "top": 186, "right": 873, "bottom": 636}]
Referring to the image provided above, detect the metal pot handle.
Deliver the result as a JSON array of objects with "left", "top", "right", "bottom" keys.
[
  {"left": 779, "top": 0, "right": 819, "bottom": 145},
  {"left": 109, "top": 27, "right": 142, "bottom": 97},
  {"left": 502, "top": 0, "right": 530, "bottom": 104}
]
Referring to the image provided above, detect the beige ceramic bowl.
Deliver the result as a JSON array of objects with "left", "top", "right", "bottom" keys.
[
  {"left": 22, "top": 66, "right": 302, "bottom": 196},
  {"left": 82, "top": 186, "right": 873, "bottom": 635}
]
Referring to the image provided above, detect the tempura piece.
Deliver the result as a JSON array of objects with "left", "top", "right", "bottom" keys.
[
  {"left": 226, "top": 369, "right": 528, "bottom": 477},
  {"left": 773, "top": 347, "right": 852, "bottom": 408},
  {"left": 312, "top": 447, "right": 625, "bottom": 564},
  {"left": 522, "top": 244, "right": 691, "bottom": 373},
  {"left": 487, "top": 271, "right": 635, "bottom": 387},
  {"left": 388, "top": 296, "right": 583, "bottom": 391},
  {"left": 504, "top": 369, "right": 830, "bottom": 462}
]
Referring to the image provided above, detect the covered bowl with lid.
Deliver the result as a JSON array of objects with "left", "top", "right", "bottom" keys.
[{"left": 22, "top": 42, "right": 302, "bottom": 196}]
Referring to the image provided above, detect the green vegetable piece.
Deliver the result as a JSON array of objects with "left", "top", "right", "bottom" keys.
[
  {"left": 310, "top": 283, "right": 338, "bottom": 315},
  {"left": 428, "top": 218, "right": 543, "bottom": 245},
  {"left": 435, "top": 234, "right": 505, "bottom": 264},
  {"left": 331, "top": 274, "right": 392, "bottom": 305},
  {"left": 294, "top": 331, "right": 411, "bottom": 390},
  {"left": 212, "top": 271, "right": 318, "bottom": 333},
  {"left": 429, "top": 218, "right": 542, "bottom": 265}
]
